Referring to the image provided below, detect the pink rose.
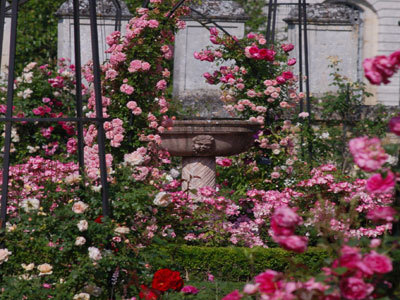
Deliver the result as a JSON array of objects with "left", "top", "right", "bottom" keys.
[
  {"left": 216, "top": 158, "right": 232, "bottom": 167},
  {"left": 366, "top": 206, "right": 396, "bottom": 222},
  {"left": 148, "top": 19, "right": 159, "bottom": 28},
  {"left": 288, "top": 58, "right": 297, "bottom": 66},
  {"left": 222, "top": 290, "right": 242, "bottom": 300},
  {"left": 181, "top": 285, "right": 199, "bottom": 295},
  {"left": 366, "top": 171, "right": 395, "bottom": 193},
  {"left": 348, "top": 137, "right": 387, "bottom": 172},
  {"left": 156, "top": 79, "right": 167, "bottom": 90},
  {"left": 254, "top": 270, "right": 282, "bottom": 294},
  {"left": 281, "top": 43, "right": 294, "bottom": 52},
  {"left": 276, "top": 76, "right": 286, "bottom": 84},
  {"left": 338, "top": 246, "right": 362, "bottom": 270},
  {"left": 271, "top": 207, "right": 302, "bottom": 236},
  {"left": 275, "top": 235, "right": 308, "bottom": 253},
  {"left": 141, "top": 62, "right": 151, "bottom": 71},
  {"left": 120, "top": 84, "right": 134, "bottom": 95},
  {"left": 389, "top": 115, "right": 400, "bottom": 136},
  {"left": 363, "top": 251, "right": 392, "bottom": 274},
  {"left": 72, "top": 201, "right": 88, "bottom": 214},
  {"left": 339, "top": 277, "right": 374, "bottom": 300}
]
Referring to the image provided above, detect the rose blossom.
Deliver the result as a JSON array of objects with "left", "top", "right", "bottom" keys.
[
  {"left": 349, "top": 137, "right": 388, "bottom": 172},
  {"left": 254, "top": 270, "right": 282, "bottom": 294},
  {"left": 222, "top": 290, "right": 242, "bottom": 300},
  {"left": 243, "top": 283, "right": 258, "bottom": 295},
  {"left": 37, "top": 263, "right": 53, "bottom": 276},
  {"left": 88, "top": 247, "right": 102, "bottom": 261},
  {"left": 75, "top": 236, "right": 86, "bottom": 246},
  {"left": 21, "top": 263, "right": 35, "bottom": 271},
  {"left": 77, "top": 220, "right": 89, "bottom": 232},
  {"left": 120, "top": 83, "right": 134, "bottom": 95},
  {"left": 389, "top": 115, "right": 400, "bottom": 136},
  {"left": 20, "top": 198, "right": 40, "bottom": 212},
  {"left": 366, "top": 206, "right": 396, "bottom": 222},
  {"left": 270, "top": 207, "right": 302, "bottom": 236},
  {"left": 275, "top": 235, "right": 308, "bottom": 253},
  {"left": 73, "top": 293, "right": 91, "bottom": 300},
  {"left": 366, "top": 171, "right": 395, "bottom": 193},
  {"left": 0, "top": 248, "right": 12, "bottom": 264},
  {"left": 115, "top": 226, "right": 130, "bottom": 235},
  {"left": 339, "top": 277, "right": 373, "bottom": 300},
  {"left": 72, "top": 201, "right": 89, "bottom": 214},
  {"left": 153, "top": 191, "right": 171, "bottom": 207},
  {"left": 363, "top": 251, "right": 392, "bottom": 274},
  {"left": 181, "top": 285, "right": 199, "bottom": 295}
]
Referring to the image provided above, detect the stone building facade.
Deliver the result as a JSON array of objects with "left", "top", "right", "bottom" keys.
[{"left": 273, "top": 0, "right": 400, "bottom": 106}]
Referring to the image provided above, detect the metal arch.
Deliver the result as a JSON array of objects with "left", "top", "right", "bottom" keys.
[
  {"left": 0, "top": 0, "right": 111, "bottom": 229},
  {"left": 110, "top": 0, "right": 123, "bottom": 31}
]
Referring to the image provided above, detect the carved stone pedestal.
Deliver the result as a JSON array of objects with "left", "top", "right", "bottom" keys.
[{"left": 182, "top": 156, "right": 216, "bottom": 192}]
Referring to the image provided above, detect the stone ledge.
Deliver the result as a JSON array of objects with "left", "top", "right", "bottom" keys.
[
  {"left": 186, "top": 0, "right": 248, "bottom": 22},
  {"left": 56, "top": 0, "right": 132, "bottom": 18},
  {"left": 284, "top": 3, "right": 359, "bottom": 25}
]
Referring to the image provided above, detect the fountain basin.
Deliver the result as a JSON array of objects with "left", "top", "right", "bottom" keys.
[
  {"left": 161, "top": 119, "right": 260, "bottom": 193},
  {"left": 161, "top": 119, "right": 260, "bottom": 157}
]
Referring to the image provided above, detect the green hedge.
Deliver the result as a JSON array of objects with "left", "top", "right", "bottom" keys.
[{"left": 145, "top": 245, "right": 330, "bottom": 282}]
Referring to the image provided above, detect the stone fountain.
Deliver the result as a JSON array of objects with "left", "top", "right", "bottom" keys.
[{"left": 161, "top": 119, "right": 260, "bottom": 192}]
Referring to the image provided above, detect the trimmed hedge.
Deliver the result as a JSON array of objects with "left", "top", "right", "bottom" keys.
[{"left": 146, "top": 245, "right": 330, "bottom": 282}]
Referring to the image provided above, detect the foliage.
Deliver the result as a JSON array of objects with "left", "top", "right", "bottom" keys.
[
  {"left": 298, "top": 58, "right": 399, "bottom": 171},
  {"left": 0, "top": 59, "right": 84, "bottom": 163},
  {"left": 147, "top": 245, "right": 330, "bottom": 282}
]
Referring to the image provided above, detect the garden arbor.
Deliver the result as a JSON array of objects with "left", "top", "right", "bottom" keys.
[{"left": 0, "top": 0, "right": 312, "bottom": 228}]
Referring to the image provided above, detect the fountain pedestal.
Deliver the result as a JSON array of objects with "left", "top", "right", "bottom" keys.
[{"left": 161, "top": 119, "right": 260, "bottom": 192}]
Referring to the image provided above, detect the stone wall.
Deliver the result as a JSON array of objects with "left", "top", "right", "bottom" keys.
[
  {"left": 274, "top": 0, "right": 400, "bottom": 106},
  {"left": 173, "top": 0, "right": 247, "bottom": 117},
  {"left": 56, "top": 0, "right": 131, "bottom": 65}
]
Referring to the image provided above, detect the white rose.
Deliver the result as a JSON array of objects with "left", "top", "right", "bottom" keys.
[
  {"left": 153, "top": 191, "right": 171, "bottom": 207},
  {"left": 37, "top": 263, "right": 53, "bottom": 276},
  {"left": 21, "top": 263, "right": 35, "bottom": 271},
  {"left": 20, "top": 198, "right": 40, "bottom": 212},
  {"left": 170, "top": 168, "right": 180, "bottom": 179},
  {"left": 77, "top": 220, "right": 88, "bottom": 232},
  {"left": 65, "top": 173, "right": 81, "bottom": 185},
  {"left": 75, "top": 236, "right": 86, "bottom": 246},
  {"left": 123, "top": 151, "right": 144, "bottom": 166},
  {"left": 73, "top": 293, "right": 90, "bottom": 300},
  {"left": 72, "top": 201, "right": 89, "bottom": 214},
  {"left": 0, "top": 248, "right": 12, "bottom": 264},
  {"left": 88, "top": 247, "right": 102, "bottom": 261},
  {"left": 114, "top": 226, "right": 130, "bottom": 235}
]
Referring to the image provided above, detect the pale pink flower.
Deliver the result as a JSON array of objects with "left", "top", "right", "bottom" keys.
[{"left": 72, "top": 201, "right": 88, "bottom": 214}]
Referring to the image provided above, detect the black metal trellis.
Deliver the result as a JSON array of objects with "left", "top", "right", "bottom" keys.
[{"left": 0, "top": 0, "right": 123, "bottom": 229}]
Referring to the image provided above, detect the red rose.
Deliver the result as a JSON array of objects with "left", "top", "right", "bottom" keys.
[
  {"left": 139, "top": 285, "right": 159, "bottom": 300},
  {"left": 151, "top": 269, "right": 184, "bottom": 292}
]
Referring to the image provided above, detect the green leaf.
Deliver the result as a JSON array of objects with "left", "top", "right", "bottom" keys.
[{"left": 333, "top": 267, "right": 348, "bottom": 275}]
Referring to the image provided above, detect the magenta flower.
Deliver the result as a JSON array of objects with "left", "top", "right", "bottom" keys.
[
  {"left": 366, "top": 171, "right": 395, "bottom": 194},
  {"left": 181, "top": 285, "right": 199, "bottom": 295}
]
